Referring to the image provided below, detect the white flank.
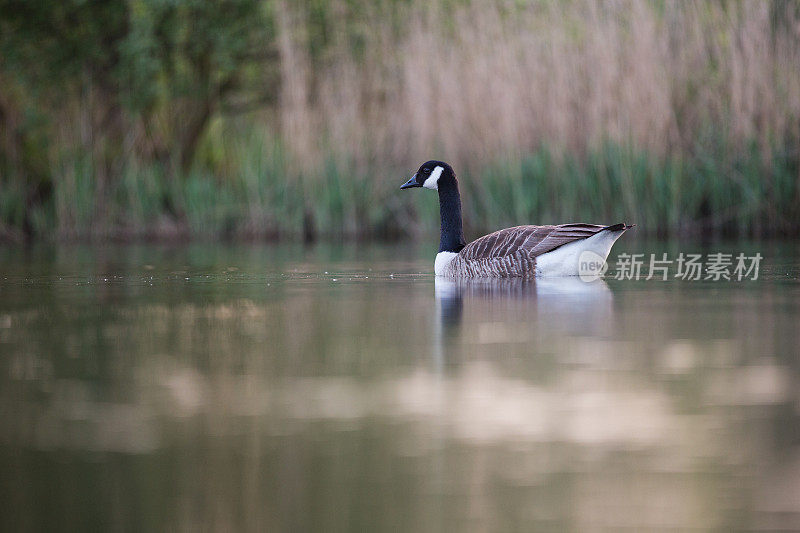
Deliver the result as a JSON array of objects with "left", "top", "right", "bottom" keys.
[
  {"left": 423, "top": 166, "right": 444, "bottom": 190},
  {"left": 434, "top": 251, "right": 458, "bottom": 276},
  {"left": 535, "top": 228, "right": 626, "bottom": 277}
]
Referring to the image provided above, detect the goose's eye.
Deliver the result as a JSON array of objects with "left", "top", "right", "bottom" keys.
[{"left": 423, "top": 168, "right": 431, "bottom": 175}]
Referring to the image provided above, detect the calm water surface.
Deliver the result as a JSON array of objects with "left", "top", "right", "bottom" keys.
[{"left": 1, "top": 240, "right": 799, "bottom": 531}]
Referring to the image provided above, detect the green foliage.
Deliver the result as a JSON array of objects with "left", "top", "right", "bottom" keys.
[
  {"left": 451, "top": 141, "right": 800, "bottom": 240},
  {"left": 8, "top": 136, "right": 796, "bottom": 241},
  {"left": 0, "top": 0, "right": 276, "bottom": 103},
  {"left": 0, "top": 0, "right": 279, "bottom": 236}
]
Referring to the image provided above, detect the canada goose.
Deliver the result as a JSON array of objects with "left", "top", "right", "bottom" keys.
[{"left": 400, "top": 160, "right": 633, "bottom": 278}]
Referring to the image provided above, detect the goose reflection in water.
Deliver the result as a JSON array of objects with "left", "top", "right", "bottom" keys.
[{"left": 432, "top": 276, "right": 615, "bottom": 368}]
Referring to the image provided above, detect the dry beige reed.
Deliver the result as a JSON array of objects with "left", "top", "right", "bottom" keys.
[{"left": 273, "top": 0, "right": 800, "bottom": 172}]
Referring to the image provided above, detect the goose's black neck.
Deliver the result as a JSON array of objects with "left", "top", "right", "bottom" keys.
[{"left": 438, "top": 181, "right": 466, "bottom": 253}]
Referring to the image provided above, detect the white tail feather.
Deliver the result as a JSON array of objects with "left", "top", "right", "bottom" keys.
[{"left": 535, "top": 228, "right": 626, "bottom": 277}]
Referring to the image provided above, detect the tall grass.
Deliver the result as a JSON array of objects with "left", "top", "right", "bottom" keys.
[
  {"left": 31, "top": 137, "right": 797, "bottom": 241},
  {"left": 274, "top": 1, "right": 800, "bottom": 166},
  {"left": 2, "top": 0, "right": 800, "bottom": 240}
]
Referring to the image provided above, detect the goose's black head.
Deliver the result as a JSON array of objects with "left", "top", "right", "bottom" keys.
[
  {"left": 400, "top": 160, "right": 466, "bottom": 254},
  {"left": 400, "top": 160, "right": 456, "bottom": 191}
]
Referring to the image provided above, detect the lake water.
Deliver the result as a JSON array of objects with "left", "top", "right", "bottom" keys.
[{"left": 1, "top": 240, "right": 799, "bottom": 531}]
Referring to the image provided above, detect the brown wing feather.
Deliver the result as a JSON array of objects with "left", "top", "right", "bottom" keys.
[{"left": 458, "top": 223, "right": 609, "bottom": 261}]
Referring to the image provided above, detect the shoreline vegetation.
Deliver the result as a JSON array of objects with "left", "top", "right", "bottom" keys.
[{"left": 1, "top": 1, "right": 799, "bottom": 242}]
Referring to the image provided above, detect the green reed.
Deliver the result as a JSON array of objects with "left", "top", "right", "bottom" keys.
[{"left": 9, "top": 136, "right": 792, "bottom": 242}]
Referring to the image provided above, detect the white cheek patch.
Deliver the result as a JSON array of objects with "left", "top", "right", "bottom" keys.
[{"left": 423, "top": 166, "right": 444, "bottom": 190}]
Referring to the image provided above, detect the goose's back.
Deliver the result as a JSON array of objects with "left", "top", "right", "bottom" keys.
[{"left": 444, "top": 223, "right": 612, "bottom": 277}]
